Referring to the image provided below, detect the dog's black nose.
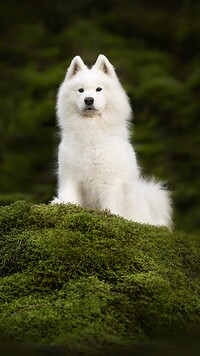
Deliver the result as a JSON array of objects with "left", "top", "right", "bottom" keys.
[{"left": 84, "top": 97, "right": 94, "bottom": 106}]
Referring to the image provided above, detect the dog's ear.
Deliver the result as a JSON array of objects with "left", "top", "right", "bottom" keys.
[
  {"left": 93, "top": 54, "right": 117, "bottom": 78},
  {"left": 66, "top": 56, "right": 87, "bottom": 80}
]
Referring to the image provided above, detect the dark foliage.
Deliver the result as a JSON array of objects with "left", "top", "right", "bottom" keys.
[{"left": 0, "top": 0, "right": 200, "bottom": 232}]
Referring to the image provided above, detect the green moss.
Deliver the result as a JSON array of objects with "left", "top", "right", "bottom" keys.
[{"left": 0, "top": 201, "right": 199, "bottom": 354}]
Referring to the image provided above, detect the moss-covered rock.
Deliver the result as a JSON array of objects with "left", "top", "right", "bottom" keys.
[{"left": 0, "top": 201, "right": 199, "bottom": 355}]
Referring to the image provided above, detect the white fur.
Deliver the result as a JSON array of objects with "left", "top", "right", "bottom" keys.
[{"left": 51, "top": 54, "right": 172, "bottom": 229}]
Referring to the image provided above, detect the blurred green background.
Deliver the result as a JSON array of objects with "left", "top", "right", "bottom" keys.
[{"left": 0, "top": 0, "right": 200, "bottom": 233}]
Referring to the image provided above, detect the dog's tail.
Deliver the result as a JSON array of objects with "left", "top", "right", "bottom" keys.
[{"left": 141, "top": 178, "right": 173, "bottom": 230}]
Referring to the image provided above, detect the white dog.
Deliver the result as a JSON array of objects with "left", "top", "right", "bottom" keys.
[{"left": 51, "top": 55, "right": 172, "bottom": 228}]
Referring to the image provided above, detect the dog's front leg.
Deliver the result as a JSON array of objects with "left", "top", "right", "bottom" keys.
[
  {"left": 51, "top": 178, "right": 82, "bottom": 206},
  {"left": 99, "top": 182, "right": 124, "bottom": 217}
]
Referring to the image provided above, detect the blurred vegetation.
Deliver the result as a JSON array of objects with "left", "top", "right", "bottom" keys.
[
  {"left": 0, "top": 201, "right": 199, "bottom": 354},
  {"left": 0, "top": 0, "right": 200, "bottom": 232}
]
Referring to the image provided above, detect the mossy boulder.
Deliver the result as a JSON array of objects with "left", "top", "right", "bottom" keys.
[{"left": 0, "top": 201, "right": 199, "bottom": 355}]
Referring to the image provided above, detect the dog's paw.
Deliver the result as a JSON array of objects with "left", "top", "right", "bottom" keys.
[{"left": 50, "top": 197, "right": 65, "bottom": 205}]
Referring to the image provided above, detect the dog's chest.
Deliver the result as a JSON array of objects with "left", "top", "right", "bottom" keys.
[
  {"left": 67, "top": 132, "right": 121, "bottom": 178},
  {"left": 78, "top": 137, "right": 109, "bottom": 172}
]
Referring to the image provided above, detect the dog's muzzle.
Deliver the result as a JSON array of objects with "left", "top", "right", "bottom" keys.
[{"left": 84, "top": 97, "right": 95, "bottom": 111}]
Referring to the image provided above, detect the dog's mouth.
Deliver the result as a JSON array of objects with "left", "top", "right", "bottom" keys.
[{"left": 84, "top": 105, "right": 96, "bottom": 112}]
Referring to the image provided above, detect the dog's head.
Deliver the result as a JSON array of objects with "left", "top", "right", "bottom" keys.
[
  {"left": 60, "top": 54, "right": 118, "bottom": 116},
  {"left": 57, "top": 55, "right": 131, "bottom": 127}
]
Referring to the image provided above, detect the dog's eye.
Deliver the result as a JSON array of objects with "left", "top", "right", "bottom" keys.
[
  {"left": 96, "top": 87, "right": 102, "bottom": 92},
  {"left": 78, "top": 88, "right": 84, "bottom": 93}
]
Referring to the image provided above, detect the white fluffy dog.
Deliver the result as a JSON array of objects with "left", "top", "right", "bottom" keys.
[{"left": 51, "top": 55, "right": 172, "bottom": 228}]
